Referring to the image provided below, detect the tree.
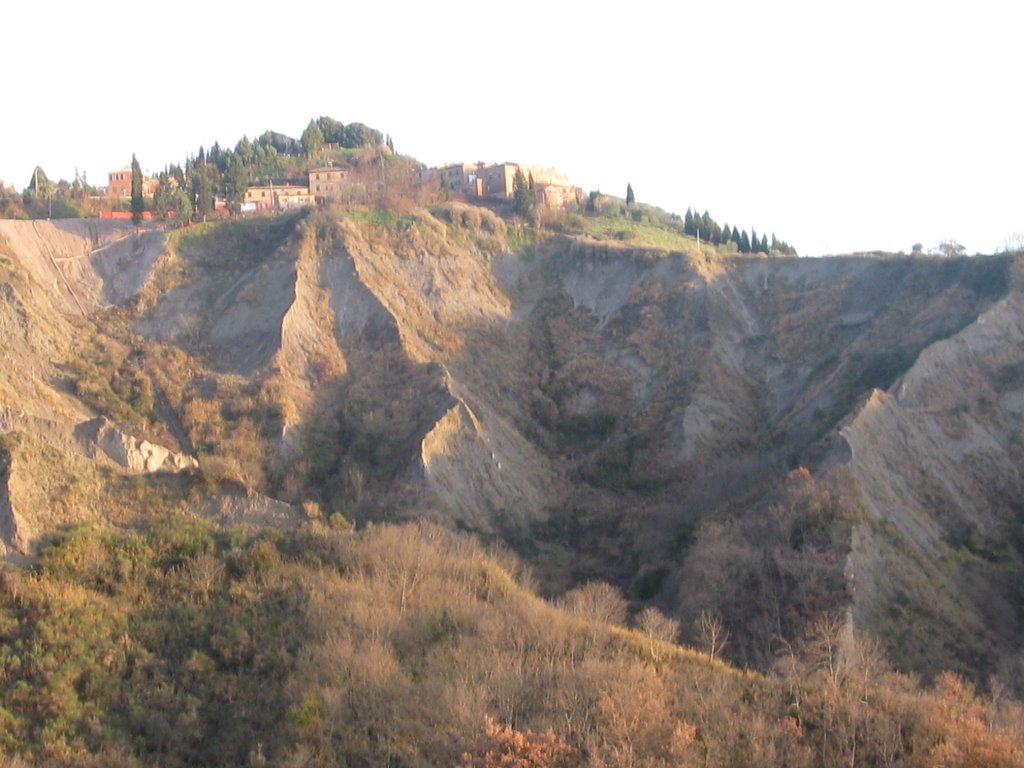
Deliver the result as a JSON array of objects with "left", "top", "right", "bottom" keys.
[
  {"left": 636, "top": 607, "right": 679, "bottom": 662},
  {"left": 317, "top": 116, "right": 346, "bottom": 144},
  {"left": 153, "top": 173, "right": 174, "bottom": 219},
  {"left": 626, "top": 182, "right": 635, "bottom": 206},
  {"left": 223, "top": 154, "right": 249, "bottom": 215},
  {"left": 301, "top": 119, "right": 324, "bottom": 158},
  {"left": 512, "top": 167, "right": 535, "bottom": 217},
  {"left": 26, "top": 166, "right": 54, "bottom": 198},
  {"left": 130, "top": 154, "right": 144, "bottom": 226},
  {"left": 760, "top": 233, "right": 769, "bottom": 253},
  {"left": 559, "top": 581, "right": 628, "bottom": 626},
  {"left": 938, "top": 239, "right": 966, "bottom": 257},
  {"left": 341, "top": 122, "right": 383, "bottom": 148},
  {"left": 684, "top": 208, "right": 696, "bottom": 236},
  {"left": 739, "top": 229, "right": 751, "bottom": 253},
  {"left": 172, "top": 185, "right": 193, "bottom": 223},
  {"left": 696, "top": 609, "right": 729, "bottom": 663},
  {"left": 1002, "top": 233, "right": 1024, "bottom": 254},
  {"left": 750, "top": 227, "right": 759, "bottom": 253},
  {"left": 234, "top": 135, "right": 255, "bottom": 166},
  {"left": 191, "top": 165, "right": 215, "bottom": 221}
]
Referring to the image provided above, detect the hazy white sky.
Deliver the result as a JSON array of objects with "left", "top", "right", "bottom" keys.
[{"left": 3, "top": 0, "right": 1021, "bottom": 255}]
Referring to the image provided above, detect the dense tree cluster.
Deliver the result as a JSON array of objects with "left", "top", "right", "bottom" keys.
[
  {"left": 314, "top": 116, "right": 384, "bottom": 150},
  {"left": 684, "top": 207, "right": 797, "bottom": 255},
  {"left": 149, "top": 116, "right": 386, "bottom": 220}
]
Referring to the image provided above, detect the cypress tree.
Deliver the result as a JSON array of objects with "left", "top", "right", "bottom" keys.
[
  {"left": 740, "top": 230, "right": 751, "bottom": 253},
  {"left": 761, "top": 233, "right": 769, "bottom": 253},
  {"left": 722, "top": 224, "right": 732, "bottom": 244},
  {"left": 750, "top": 227, "right": 759, "bottom": 253},
  {"left": 626, "top": 183, "right": 635, "bottom": 206},
  {"left": 684, "top": 208, "right": 695, "bottom": 236},
  {"left": 513, "top": 167, "right": 534, "bottom": 216},
  {"left": 732, "top": 227, "right": 742, "bottom": 249},
  {"left": 130, "top": 153, "right": 144, "bottom": 226}
]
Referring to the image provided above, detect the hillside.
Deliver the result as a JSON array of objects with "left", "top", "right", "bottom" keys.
[
  {"left": 1, "top": 206, "right": 1024, "bottom": 763},
  {"left": 1, "top": 517, "right": 1021, "bottom": 767}
]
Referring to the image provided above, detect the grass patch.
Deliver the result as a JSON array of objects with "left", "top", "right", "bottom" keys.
[{"left": 569, "top": 213, "right": 697, "bottom": 252}]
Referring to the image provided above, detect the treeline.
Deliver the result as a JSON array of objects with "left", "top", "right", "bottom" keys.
[
  {"left": 685, "top": 207, "right": 797, "bottom": 255},
  {"left": 0, "top": 516, "right": 1021, "bottom": 767},
  {"left": 150, "top": 116, "right": 384, "bottom": 220},
  {"left": 300, "top": 116, "right": 385, "bottom": 156}
]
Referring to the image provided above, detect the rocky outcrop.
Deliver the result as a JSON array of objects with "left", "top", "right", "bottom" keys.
[
  {"left": 192, "top": 488, "right": 303, "bottom": 530},
  {"left": 0, "top": 448, "right": 34, "bottom": 560},
  {"left": 75, "top": 417, "right": 198, "bottom": 473},
  {"left": 419, "top": 394, "right": 556, "bottom": 530}
]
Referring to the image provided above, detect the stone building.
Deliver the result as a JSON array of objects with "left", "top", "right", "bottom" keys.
[
  {"left": 415, "top": 161, "right": 581, "bottom": 207},
  {"left": 308, "top": 166, "right": 350, "bottom": 202},
  {"left": 244, "top": 184, "right": 315, "bottom": 211}
]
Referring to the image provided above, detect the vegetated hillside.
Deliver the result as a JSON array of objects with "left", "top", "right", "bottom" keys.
[
  {"left": 0, "top": 517, "right": 1022, "bottom": 768},
  {"left": 1, "top": 205, "right": 1024, "bottom": 733}
]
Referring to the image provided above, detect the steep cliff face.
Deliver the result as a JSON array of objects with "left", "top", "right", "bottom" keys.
[
  {"left": 839, "top": 292, "right": 1024, "bottom": 678},
  {"left": 0, "top": 208, "right": 1020, "bottom": 683}
]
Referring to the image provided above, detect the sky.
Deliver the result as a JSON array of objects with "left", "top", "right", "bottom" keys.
[{"left": 3, "top": 0, "right": 1022, "bottom": 256}]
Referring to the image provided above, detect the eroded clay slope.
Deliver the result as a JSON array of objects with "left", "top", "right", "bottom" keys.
[{"left": 838, "top": 291, "right": 1024, "bottom": 677}]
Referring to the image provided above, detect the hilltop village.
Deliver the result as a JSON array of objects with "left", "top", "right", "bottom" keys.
[
  {"left": 241, "top": 160, "right": 582, "bottom": 212},
  {"left": 1, "top": 126, "right": 583, "bottom": 222},
  {"left": 1, "top": 115, "right": 795, "bottom": 256}
]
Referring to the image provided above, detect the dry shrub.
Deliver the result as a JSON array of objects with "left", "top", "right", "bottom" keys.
[
  {"left": 199, "top": 454, "right": 245, "bottom": 487},
  {"left": 435, "top": 202, "right": 506, "bottom": 240},
  {"left": 459, "top": 715, "right": 575, "bottom": 768},
  {"left": 479, "top": 207, "right": 507, "bottom": 238},
  {"left": 558, "top": 581, "right": 628, "bottom": 627},
  {"left": 461, "top": 206, "right": 483, "bottom": 230},
  {"left": 381, "top": 191, "right": 416, "bottom": 218},
  {"left": 534, "top": 206, "right": 567, "bottom": 231},
  {"left": 183, "top": 397, "right": 223, "bottom": 441}
]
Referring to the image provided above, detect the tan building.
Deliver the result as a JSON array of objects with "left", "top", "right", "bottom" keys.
[
  {"left": 538, "top": 183, "right": 583, "bottom": 207},
  {"left": 106, "top": 168, "right": 156, "bottom": 199},
  {"left": 308, "top": 166, "right": 351, "bottom": 201},
  {"left": 277, "top": 188, "right": 316, "bottom": 210},
  {"left": 416, "top": 161, "right": 579, "bottom": 207},
  {"left": 477, "top": 164, "right": 573, "bottom": 198},
  {"left": 244, "top": 184, "right": 314, "bottom": 211}
]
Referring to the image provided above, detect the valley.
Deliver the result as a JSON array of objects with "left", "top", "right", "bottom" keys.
[{"left": 1, "top": 205, "right": 1023, "bottom": 765}]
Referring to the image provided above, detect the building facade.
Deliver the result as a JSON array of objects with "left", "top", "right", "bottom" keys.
[
  {"left": 415, "top": 162, "right": 580, "bottom": 207},
  {"left": 308, "top": 167, "right": 350, "bottom": 202},
  {"left": 106, "top": 169, "right": 156, "bottom": 199},
  {"left": 243, "top": 184, "right": 314, "bottom": 211}
]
